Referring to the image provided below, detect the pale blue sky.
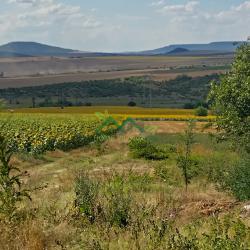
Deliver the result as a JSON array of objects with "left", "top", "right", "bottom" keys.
[{"left": 1, "top": 0, "right": 249, "bottom": 51}]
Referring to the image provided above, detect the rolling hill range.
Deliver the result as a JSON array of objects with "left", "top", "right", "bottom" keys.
[
  {"left": 0, "top": 42, "right": 117, "bottom": 57},
  {"left": 0, "top": 42, "right": 78, "bottom": 57},
  {"left": 0, "top": 41, "right": 245, "bottom": 57},
  {"left": 139, "top": 41, "right": 245, "bottom": 55}
]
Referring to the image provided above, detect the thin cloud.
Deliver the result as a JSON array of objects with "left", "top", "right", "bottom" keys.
[
  {"left": 1, "top": 0, "right": 250, "bottom": 51},
  {"left": 159, "top": 1, "right": 199, "bottom": 13},
  {"left": 151, "top": 0, "right": 165, "bottom": 7}
]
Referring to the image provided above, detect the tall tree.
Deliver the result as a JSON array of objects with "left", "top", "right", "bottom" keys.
[{"left": 208, "top": 43, "right": 250, "bottom": 152}]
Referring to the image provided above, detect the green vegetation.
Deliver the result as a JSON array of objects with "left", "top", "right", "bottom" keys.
[
  {"left": 75, "top": 173, "right": 100, "bottom": 223},
  {"left": 0, "top": 123, "right": 249, "bottom": 249},
  {"left": 220, "top": 158, "right": 250, "bottom": 201},
  {"left": 165, "top": 217, "right": 249, "bottom": 250},
  {"left": 0, "top": 74, "right": 219, "bottom": 108},
  {"left": 128, "top": 136, "right": 168, "bottom": 160},
  {"left": 209, "top": 43, "right": 250, "bottom": 152},
  {"left": 195, "top": 106, "right": 208, "bottom": 116},
  {"left": 0, "top": 45, "right": 249, "bottom": 249},
  {"left": 177, "top": 121, "right": 198, "bottom": 191},
  {"left": 0, "top": 114, "right": 114, "bottom": 154},
  {"left": 0, "top": 135, "right": 31, "bottom": 219}
]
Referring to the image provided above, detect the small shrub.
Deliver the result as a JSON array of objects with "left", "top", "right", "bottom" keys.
[
  {"left": 154, "top": 163, "right": 182, "bottom": 186},
  {"left": 128, "top": 136, "right": 168, "bottom": 160},
  {"left": 154, "top": 164, "right": 170, "bottom": 183},
  {"left": 201, "top": 216, "right": 249, "bottom": 249},
  {"left": 177, "top": 156, "right": 200, "bottom": 183},
  {"left": 128, "top": 101, "right": 136, "bottom": 107},
  {"left": 127, "top": 171, "right": 152, "bottom": 192},
  {"left": 75, "top": 173, "right": 100, "bottom": 223},
  {"left": 223, "top": 158, "right": 250, "bottom": 201},
  {"left": 167, "top": 228, "right": 199, "bottom": 250},
  {"left": 160, "top": 144, "right": 177, "bottom": 154},
  {"left": 0, "top": 135, "right": 31, "bottom": 219},
  {"left": 195, "top": 106, "right": 208, "bottom": 116},
  {"left": 199, "top": 153, "right": 236, "bottom": 184},
  {"left": 166, "top": 216, "right": 250, "bottom": 250},
  {"left": 183, "top": 102, "right": 196, "bottom": 109},
  {"left": 104, "top": 174, "right": 132, "bottom": 227}
]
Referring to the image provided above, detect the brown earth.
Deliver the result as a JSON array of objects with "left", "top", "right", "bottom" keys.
[
  {"left": 0, "top": 55, "right": 232, "bottom": 88},
  {"left": 0, "top": 68, "right": 226, "bottom": 89}
]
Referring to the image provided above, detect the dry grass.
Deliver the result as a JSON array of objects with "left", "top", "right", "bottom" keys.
[
  {"left": 0, "top": 122, "right": 248, "bottom": 249},
  {"left": 0, "top": 220, "right": 46, "bottom": 250}
]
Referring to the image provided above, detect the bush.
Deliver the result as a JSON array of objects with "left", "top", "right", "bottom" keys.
[
  {"left": 199, "top": 153, "right": 237, "bottom": 184},
  {"left": 166, "top": 216, "right": 250, "bottom": 250},
  {"left": 128, "top": 101, "right": 136, "bottom": 107},
  {"left": 195, "top": 106, "right": 208, "bottom": 116},
  {"left": 104, "top": 174, "right": 132, "bottom": 227},
  {"left": 223, "top": 158, "right": 250, "bottom": 201},
  {"left": 75, "top": 173, "right": 100, "bottom": 223},
  {"left": 128, "top": 136, "right": 168, "bottom": 160},
  {"left": 160, "top": 143, "right": 177, "bottom": 154},
  {"left": 154, "top": 163, "right": 182, "bottom": 186},
  {"left": 177, "top": 156, "right": 200, "bottom": 182},
  {"left": 183, "top": 103, "right": 195, "bottom": 109},
  {"left": 75, "top": 172, "right": 133, "bottom": 228}
]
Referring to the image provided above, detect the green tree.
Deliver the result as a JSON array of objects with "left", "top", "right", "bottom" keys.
[
  {"left": 208, "top": 43, "right": 250, "bottom": 152},
  {"left": 195, "top": 106, "right": 208, "bottom": 117},
  {"left": 177, "top": 120, "right": 198, "bottom": 191}
]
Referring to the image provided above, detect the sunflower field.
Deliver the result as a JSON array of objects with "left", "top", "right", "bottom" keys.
[{"left": 0, "top": 114, "right": 114, "bottom": 154}]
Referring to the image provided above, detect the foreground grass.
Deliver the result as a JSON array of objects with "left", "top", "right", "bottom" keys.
[{"left": 0, "top": 127, "right": 249, "bottom": 250}]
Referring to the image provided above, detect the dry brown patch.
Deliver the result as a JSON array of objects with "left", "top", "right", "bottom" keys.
[
  {"left": 144, "top": 121, "right": 215, "bottom": 134},
  {"left": 0, "top": 220, "right": 46, "bottom": 250},
  {"left": 193, "top": 144, "right": 213, "bottom": 156}
]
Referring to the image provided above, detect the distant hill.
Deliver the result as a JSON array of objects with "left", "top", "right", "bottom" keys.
[
  {"left": 167, "top": 48, "right": 189, "bottom": 55},
  {"left": 139, "top": 41, "right": 245, "bottom": 55},
  {"left": 0, "top": 51, "right": 30, "bottom": 57},
  {"left": 0, "top": 42, "right": 79, "bottom": 57},
  {"left": 0, "top": 41, "right": 120, "bottom": 57},
  {"left": 0, "top": 40, "right": 245, "bottom": 57}
]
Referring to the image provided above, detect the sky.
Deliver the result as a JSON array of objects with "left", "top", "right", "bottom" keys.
[{"left": 0, "top": 0, "right": 250, "bottom": 52}]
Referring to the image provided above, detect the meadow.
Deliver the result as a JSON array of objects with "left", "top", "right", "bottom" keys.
[{"left": 0, "top": 115, "right": 249, "bottom": 249}]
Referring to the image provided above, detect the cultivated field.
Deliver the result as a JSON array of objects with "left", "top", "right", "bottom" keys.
[
  {"left": 0, "top": 55, "right": 231, "bottom": 88},
  {"left": 0, "top": 68, "right": 227, "bottom": 89},
  {"left": 4, "top": 106, "right": 215, "bottom": 121}
]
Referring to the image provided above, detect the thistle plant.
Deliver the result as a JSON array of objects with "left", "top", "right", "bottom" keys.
[{"left": 0, "top": 135, "right": 31, "bottom": 219}]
